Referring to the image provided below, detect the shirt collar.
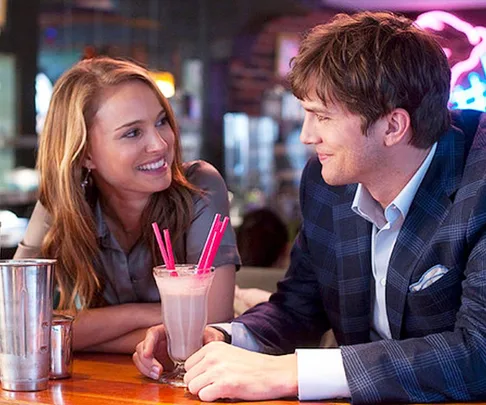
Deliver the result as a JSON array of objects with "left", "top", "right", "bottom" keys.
[
  {"left": 94, "top": 198, "right": 110, "bottom": 239},
  {"left": 352, "top": 184, "right": 385, "bottom": 227},
  {"left": 352, "top": 142, "right": 437, "bottom": 228}
]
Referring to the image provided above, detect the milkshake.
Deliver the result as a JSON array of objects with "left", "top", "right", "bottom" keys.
[
  {"left": 160, "top": 290, "right": 208, "bottom": 361},
  {"left": 153, "top": 264, "right": 214, "bottom": 387}
]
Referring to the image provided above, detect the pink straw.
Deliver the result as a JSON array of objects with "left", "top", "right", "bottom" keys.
[
  {"left": 199, "top": 228, "right": 220, "bottom": 273},
  {"left": 152, "top": 223, "right": 170, "bottom": 267},
  {"left": 151, "top": 223, "right": 176, "bottom": 274},
  {"left": 163, "top": 228, "right": 175, "bottom": 269},
  {"left": 197, "top": 214, "right": 221, "bottom": 270},
  {"left": 203, "top": 216, "right": 229, "bottom": 270}
]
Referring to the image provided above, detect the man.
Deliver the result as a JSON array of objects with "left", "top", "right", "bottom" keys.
[{"left": 133, "top": 11, "right": 486, "bottom": 403}]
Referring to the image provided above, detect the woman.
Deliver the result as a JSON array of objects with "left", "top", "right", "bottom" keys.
[{"left": 15, "top": 57, "right": 240, "bottom": 353}]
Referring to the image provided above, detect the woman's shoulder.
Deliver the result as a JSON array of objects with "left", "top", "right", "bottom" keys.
[
  {"left": 183, "top": 160, "right": 227, "bottom": 192},
  {"left": 13, "top": 200, "right": 52, "bottom": 259},
  {"left": 28, "top": 200, "right": 53, "bottom": 227}
]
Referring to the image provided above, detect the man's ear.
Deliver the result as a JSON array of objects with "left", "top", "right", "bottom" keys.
[{"left": 383, "top": 108, "right": 411, "bottom": 147}]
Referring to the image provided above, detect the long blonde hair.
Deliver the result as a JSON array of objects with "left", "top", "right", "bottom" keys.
[{"left": 38, "top": 57, "right": 198, "bottom": 311}]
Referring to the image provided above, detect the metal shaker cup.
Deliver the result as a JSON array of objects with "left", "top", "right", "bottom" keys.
[
  {"left": 50, "top": 314, "right": 74, "bottom": 379},
  {"left": 0, "top": 259, "right": 55, "bottom": 391}
]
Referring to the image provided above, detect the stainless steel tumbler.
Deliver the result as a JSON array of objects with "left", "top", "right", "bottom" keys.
[
  {"left": 50, "top": 314, "right": 74, "bottom": 379},
  {"left": 0, "top": 259, "right": 55, "bottom": 391}
]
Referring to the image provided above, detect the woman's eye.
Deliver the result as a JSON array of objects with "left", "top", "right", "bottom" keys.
[
  {"left": 123, "top": 128, "right": 141, "bottom": 138},
  {"left": 156, "top": 116, "right": 168, "bottom": 127}
]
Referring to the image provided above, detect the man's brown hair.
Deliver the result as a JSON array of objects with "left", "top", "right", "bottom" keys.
[{"left": 289, "top": 11, "right": 451, "bottom": 148}]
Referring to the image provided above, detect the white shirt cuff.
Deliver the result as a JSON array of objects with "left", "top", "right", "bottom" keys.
[
  {"left": 209, "top": 322, "right": 232, "bottom": 336},
  {"left": 296, "top": 348, "right": 351, "bottom": 400}
]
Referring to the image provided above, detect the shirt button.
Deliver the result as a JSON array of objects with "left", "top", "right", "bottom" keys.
[{"left": 380, "top": 278, "right": 386, "bottom": 286}]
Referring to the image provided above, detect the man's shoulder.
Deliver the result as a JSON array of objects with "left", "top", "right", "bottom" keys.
[
  {"left": 302, "top": 155, "right": 322, "bottom": 180},
  {"left": 450, "top": 109, "right": 484, "bottom": 140},
  {"left": 456, "top": 111, "right": 486, "bottom": 179},
  {"left": 439, "top": 111, "right": 486, "bottom": 212}
]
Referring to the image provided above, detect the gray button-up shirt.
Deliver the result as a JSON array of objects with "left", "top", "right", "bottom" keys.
[{"left": 15, "top": 160, "right": 241, "bottom": 305}]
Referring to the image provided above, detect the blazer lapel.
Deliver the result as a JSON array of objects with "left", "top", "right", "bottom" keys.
[
  {"left": 386, "top": 127, "right": 465, "bottom": 339},
  {"left": 334, "top": 184, "right": 373, "bottom": 345}
]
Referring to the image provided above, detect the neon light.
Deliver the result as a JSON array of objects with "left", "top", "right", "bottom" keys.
[
  {"left": 415, "top": 11, "right": 486, "bottom": 111},
  {"left": 416, "top": 11, "right": 486, "bottom": 90},
  {"left": 443, "top": 48, "right": 452, "bottom": 59},
  {"left": 415, "top": 11, "right": 481, "bottom": 44},
  {"left": 450, "top": 55, "right": 486, "bottom": 111},
  {"left": 450, "top": 73, "right": 486, "bottom": 111}
]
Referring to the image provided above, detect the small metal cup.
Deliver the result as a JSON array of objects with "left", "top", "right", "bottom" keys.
[{"left": 49, "top": 314, "right": 74, "bottom": 380}]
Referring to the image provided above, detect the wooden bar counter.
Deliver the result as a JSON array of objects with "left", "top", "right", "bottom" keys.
[{"left": 0, "top": 353, "right": 483, "bottom": 405}]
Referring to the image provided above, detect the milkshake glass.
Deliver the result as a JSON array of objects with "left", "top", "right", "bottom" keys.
[{"left": 153, "top": 264, "right": 215, "bottom": 387}]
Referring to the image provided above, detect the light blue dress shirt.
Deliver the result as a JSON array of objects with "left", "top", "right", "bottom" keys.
[{"left": 352, "top": 142, "right": 437, "bottom": 340}]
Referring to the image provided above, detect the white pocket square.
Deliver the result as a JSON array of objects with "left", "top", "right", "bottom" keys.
[{"left": 409, "top": 264, "right": 449, "bottom": 292}]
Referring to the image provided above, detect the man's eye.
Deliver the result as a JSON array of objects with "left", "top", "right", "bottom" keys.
[{"left": 316, "top": 115, "right": 329, "bottom": 122}]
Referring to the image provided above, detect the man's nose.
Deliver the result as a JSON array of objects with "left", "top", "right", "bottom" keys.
[{"left": 299, "top": 115, "right": 317, "bottom": 145}]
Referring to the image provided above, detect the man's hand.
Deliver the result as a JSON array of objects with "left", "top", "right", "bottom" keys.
[
  {"left": 184, "top": 341, "right": 298, "bottom": 402},
  {"left": 132, "top": 325, "right": 226, "bottom": 380}
]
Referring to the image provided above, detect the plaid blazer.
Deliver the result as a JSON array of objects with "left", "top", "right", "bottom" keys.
[{"left": 237, "top": 109, "right": 486, "bottom": 403}]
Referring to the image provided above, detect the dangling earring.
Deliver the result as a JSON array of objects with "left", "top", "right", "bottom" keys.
[{"left": 81, "top": 168, "right": 91, "bottom": 192}]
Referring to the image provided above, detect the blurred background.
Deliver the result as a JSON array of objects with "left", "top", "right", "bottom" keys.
[{"left": 1, "top": 0, "right": 486, "bottom": 259}]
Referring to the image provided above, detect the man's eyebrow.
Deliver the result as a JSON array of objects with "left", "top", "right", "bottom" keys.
[{"left": 303, "top": 105, "right": 330, "bottom": 114}]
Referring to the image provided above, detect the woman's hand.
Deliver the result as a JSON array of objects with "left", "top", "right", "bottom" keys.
[{"left": 132, "top": 326, "right": 226, "bottom": 380}]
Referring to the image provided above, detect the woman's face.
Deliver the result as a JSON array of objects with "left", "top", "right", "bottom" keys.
[{"left": 85, "top": 80, "right": 175, "bottom": 201}]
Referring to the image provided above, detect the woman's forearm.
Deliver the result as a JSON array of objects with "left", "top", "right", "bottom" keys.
[
  {"left": 73, "top": 265, "right": 235, "bottom": 352},
  {"left": 73, "top": 303, "right": 161, "bottom": 351},
  {"left": 207, "top": 264, "right": 236, "bottom": 323},
  {"left": 81, "top": 328, "right": 148, "bottom": 354}
]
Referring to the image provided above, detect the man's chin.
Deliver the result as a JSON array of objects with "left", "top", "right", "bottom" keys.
[{"left": 321, "top": 170, "right": 347, "bottom": 187}]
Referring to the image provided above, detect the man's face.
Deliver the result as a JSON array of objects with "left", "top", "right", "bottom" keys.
[{"left": 299, "top": 96, "right": 385, "bottom": 186}]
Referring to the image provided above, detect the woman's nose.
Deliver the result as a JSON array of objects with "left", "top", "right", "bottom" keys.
[{"left": 145, "top": 128, "right": 169, "bottom": 153}]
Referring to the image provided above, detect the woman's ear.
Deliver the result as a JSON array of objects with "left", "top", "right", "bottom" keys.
[
  {"left": 383, "top": 108, "right": 411, "bottom": 147},
  {"left": 83, "top": 151, "right": 96, "bottom": 170}
]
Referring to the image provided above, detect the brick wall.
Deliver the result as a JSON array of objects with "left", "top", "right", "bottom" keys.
[
  {"left": 227, "top": 8, "right": 486, "bottom": 115},
  {"left": 228, "top": 10, "right": 335, "bottom": 115}
]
